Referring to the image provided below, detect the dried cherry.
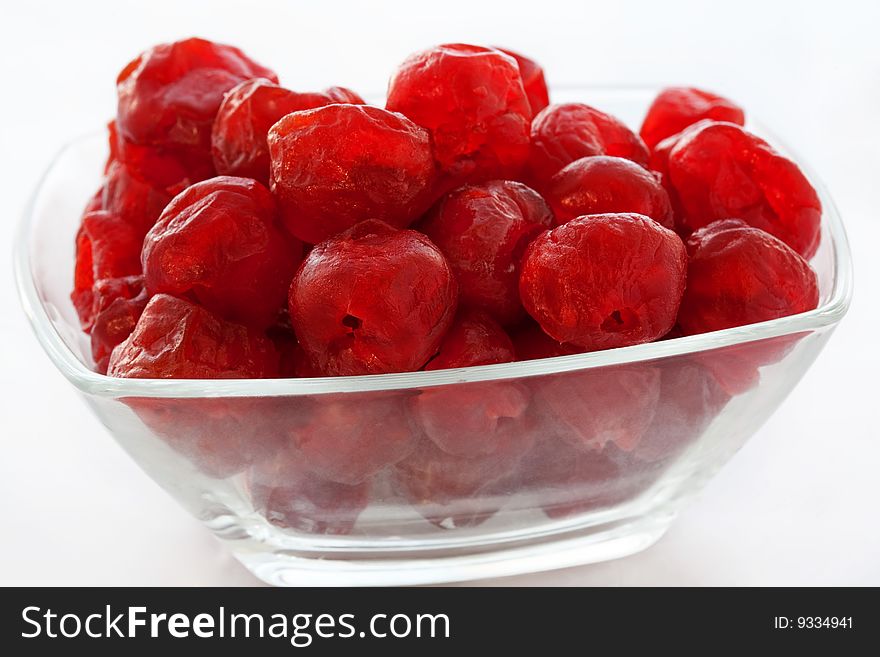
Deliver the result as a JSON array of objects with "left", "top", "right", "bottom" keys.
[
  {"left": 116, "top": 37, "right": 276, "bottom": 158},
  {"left": 514, "top": 436, "right": 658, "bottom": 519},
  {"left": 497, "top": 47, "right": 550, "bottom": 117},
  {"left": 531, "top": 364, "right": 661, "bottom": 453},
  {"left": 424, "top": 309, "right": 515, "bottom": 371},
  {"left": 634, "top": 358, "right": 731, "bottom": 463},
  {"left": 102, "top": 160, "right": 172, "bottom": 235},
  {"left": 268, "top": 104, "right": 435, "bottom": 244},
  {"left": 528, "top": 103, "right": 650, "bottom": 187},
  {"left": 289, "top": 220, "right": 458, "bottom": 376},
  {"left": 212, "top": 78, "right": 364, "bottom": 184},
  {"left": 640, "top": 86, "right": 744, "bottom": 149},
  {"left": 414, "top": 310, "right": 529, "bottom": 457},
  {"left": 115, "top": 131, "right": 216, "bottom": 192},
  {"left": 519, "top": 213, "right": 687, "bottom": 350},
  {"left": 71, "top": 210, "right": 145, "bottom": 331},
  {"left": 546, "top": 155, "right": 673, "bottom": 229},
  {"left": 107, "top": 294, "right": 279, "bottom": 379},
  {"left": 419, "top": 180, "right": 553, "bottom": 326},
  {"left": 677, "top": 219, "right": 819, "bottom": 335},
  {"left": 133, "top": 396, "right": 287, "bottom": 478},
  {"left": 142, "top": 176, "right": 301, "bottom": 328},
  {"left": 247, "top": 446, "right": 369, "bottom": 535},
  {"left": 667, "top": 121, "right": 821, "bottom": 258},
  {"left": 391, "top": 425, "right": 533, "bottom": 528},
  {"left": 386, "top": 44, "right": 531, "bottom": 188},
  {"left": 89, "top": 276, "right": 149, "bottom": 374},
  {"left": 288, "top": 392, "right": 417, "bottom": 485}
]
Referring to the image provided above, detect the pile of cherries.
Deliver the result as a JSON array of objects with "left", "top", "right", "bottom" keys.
[{"left": 71, "top": 38, "right": 822, "bottom": 531}]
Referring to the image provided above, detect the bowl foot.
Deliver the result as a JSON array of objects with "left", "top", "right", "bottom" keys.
[{"left": 230, "top": 510, "right": 675, "bottom": 587}]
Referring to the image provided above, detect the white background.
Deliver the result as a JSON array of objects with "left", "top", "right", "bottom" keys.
[{"left": 1, "top": 0, "right": 878, "bottom": 586}]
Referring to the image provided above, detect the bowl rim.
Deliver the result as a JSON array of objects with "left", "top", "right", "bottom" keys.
[{"left": 14, "top": 87, "right": 854, "bottom": 399}]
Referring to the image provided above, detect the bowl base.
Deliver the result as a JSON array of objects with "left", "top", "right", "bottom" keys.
[{"left": 230, "top": 510, "right": 675, "bottom": 586}]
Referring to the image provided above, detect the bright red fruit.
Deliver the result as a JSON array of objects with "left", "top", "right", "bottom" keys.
[
  {"left": 116, "top": 38, "right": 276, "bottom": 155},
  {"left": 107, "top": 294, "right": 279, "bottom": 379},
  {"left": 667, "top": 121, "right": 821, "bottom": 258},
  {"left": 72, "top": 226, "right": 96, "bottom": 331},
  {"left": 71, "top": 210, "right": 145, "bottom": 331},
  {"left": 414, "top": 310, "right": 529, "bottom": 457},
  {"left": 546, "top": 155, "right": 673, "bottom": 229},
  {"left": 677, "top": 219, "right": 819, "bottom": 335},
  {"left": 528, "top": 103, "right": 650, "bottom": 187},
  {"left": 497, "top": 47, "right": 550, "bottom": 117},
  {"left": 114, "top": 129, "right": 216, "bottom": 192},
  {"left": 640, "top": 87, "right": 745, "bottom": 149},
  {"left": 142, "top": 176, "right": 301, "bottom": 328},
  {"left": 519, "top": 213, "right": 687, "bottom": 350},
  {"left": 424, "top": 309, "right": 516, "bottom": 371},
  {"left": 386, "top": 44, "right": 531, "bottom": 188},
  {"left": 212, "top": 78, "right": 364, "bottom": 184},
  {"left": 89, "top": 276, "right": 149, "bottom": 374},
  {"left": 269, "top": 104, "right": 435, "bottom": 244},
  {"left": 419, "top": 180, "right": 554, "bottom": 326},
  {"left": 289, "top": 220, "right": 458, "bottom": 376},
  {"left": 102, "top": 160, "right": 173, "bottom": 235}
]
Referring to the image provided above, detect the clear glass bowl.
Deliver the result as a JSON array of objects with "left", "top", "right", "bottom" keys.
[{"left": 15, "top": 87, "right": 852, "bottom": 586}]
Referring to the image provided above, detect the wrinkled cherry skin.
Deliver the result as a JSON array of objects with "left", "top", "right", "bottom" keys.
[
  {"left": 212, "top": 78, "right": 364, "bottom": 184},
  {"left": 289, "top": 220, "right": 458, "bottom": 376},
  {"left": 677, "top": 219, "right": 819, "bottom": 335},
  {"left": 269, "top": 104, "right": 436, "bottom": 244},
  {"left": 142, "top": 176, "right": 301, "bottom": 328},
  {"left": 528, "top": 103, "right": 650, "bottom": 188},
  {"left": 116, "top": 38, "right": 276, "bottom": 155},
  {"left": 386, "top": 44, "right": 532, "bottom": 189},
  {"left": 102, "top": 160, "right": 173, "bottom": 235},
  {"left": 111, "top": 296, "right": 281, "bottom": 474},
  {"left": 414, "top": 310, "right": 530, "bottom": 458},
  {"left": 640, "top": 87, "right": 745, "bottom": 149},
  {"left": 497, "top": 47, "right": 550, "bottom": 117},
  {"left": 519, "top": 213, "right": 687, "bottom": 350},
  {"left": 113, "top": 125, "right": 216, "bottom": 192},
  {"left": 546, "top": 155, "right": 674, "bottom": 229},
  {"left": 419, "top": 180, "right": 554, "bottom": 326},
  {"left": 108, "top": 294, "right": 279, "bottom": 379},
  {"left": 89, "top": 276, "right": 149, "bottom": 374},
  {"left": 667, "top": 121, "right": 821, "bottom": 258},
  {"left": 72, "top": 210, "right": 145, "bottom": 331},
  {"left": 646, "top": 128, "right": 691, "bottom": 223}
]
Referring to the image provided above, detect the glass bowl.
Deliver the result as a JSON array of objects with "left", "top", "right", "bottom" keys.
[{"left": 15, "top": 87, "right": 852, "bottom": 586}]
